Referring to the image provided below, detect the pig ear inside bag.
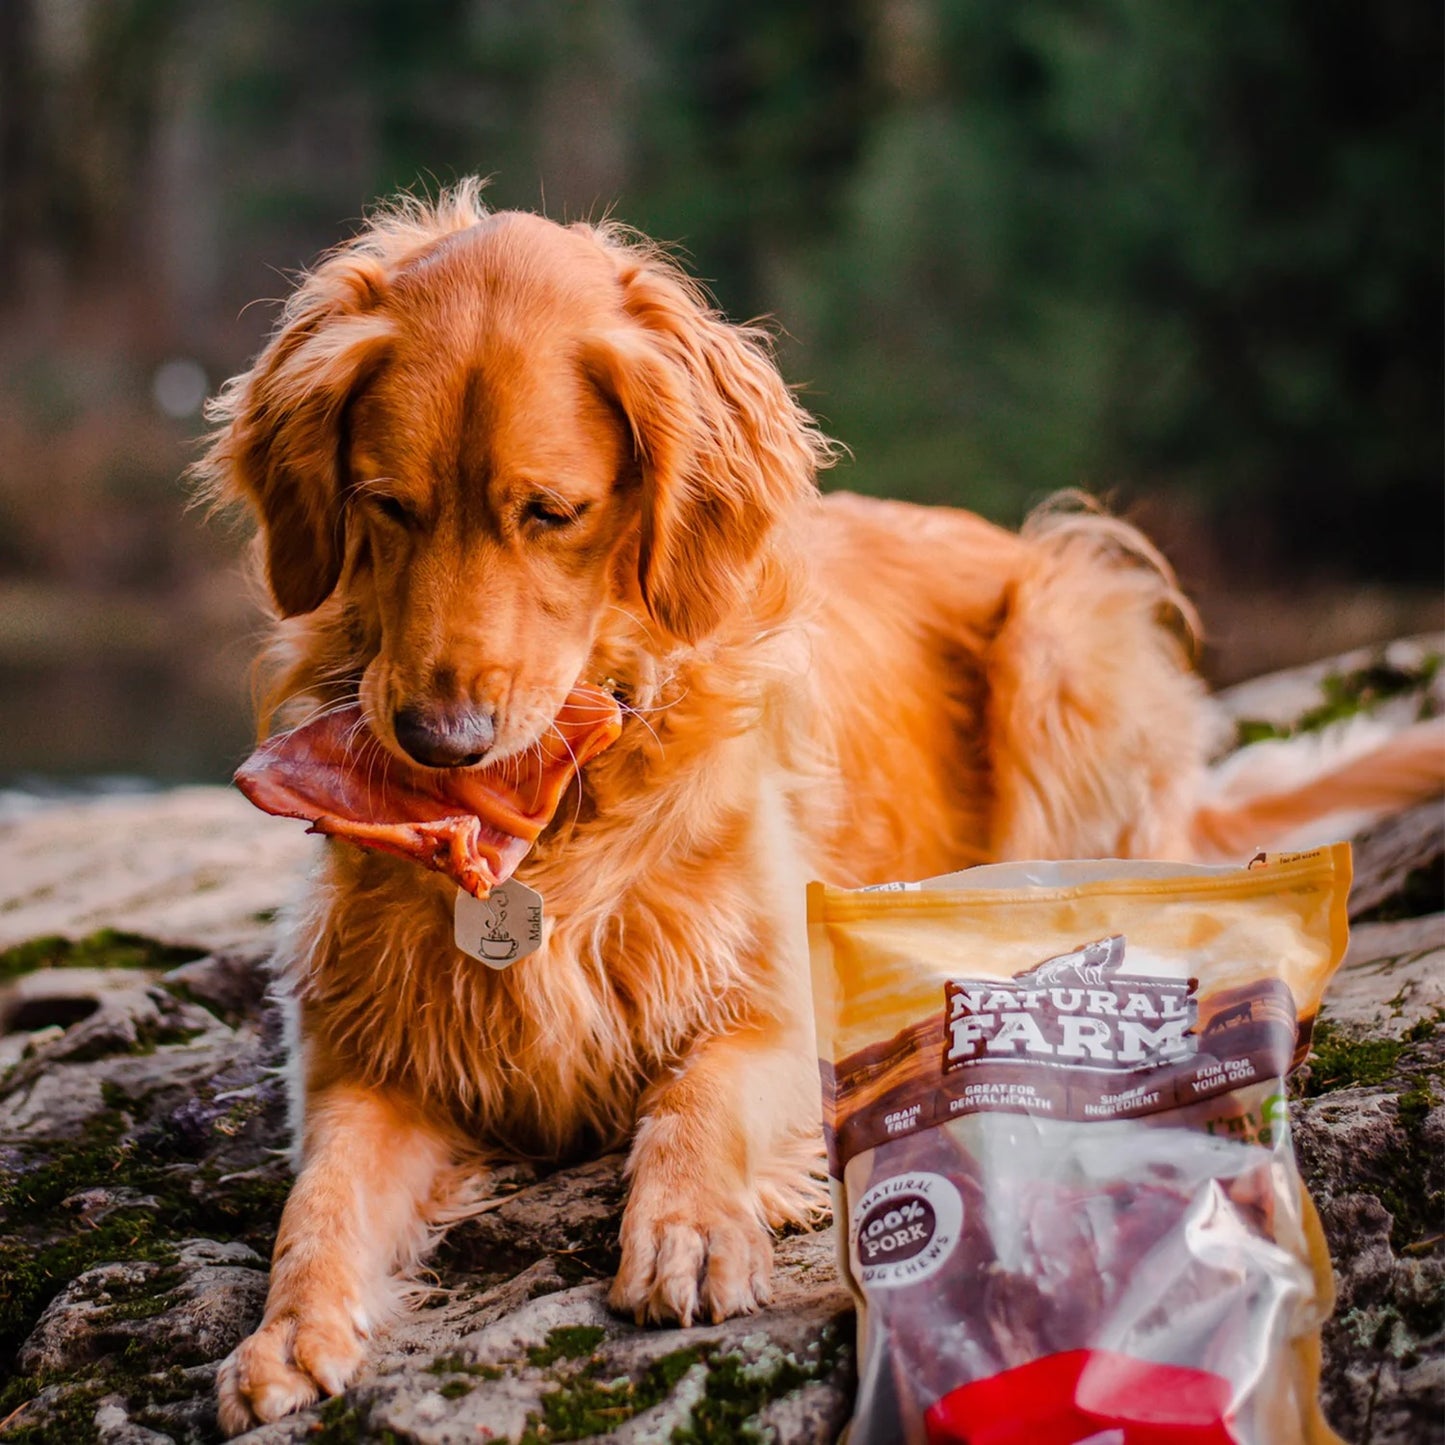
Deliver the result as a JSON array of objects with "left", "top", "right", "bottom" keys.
[{"left": 808, "top": 846, "right": 1353, "bottom": 1445}]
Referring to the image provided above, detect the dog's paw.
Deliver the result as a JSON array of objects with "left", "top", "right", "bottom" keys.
[
  {"left": 216, "top": 1307, "right": 368, "bottom": 1436},
  {"left": 609, "top": 1195, "right": 774, "bottom": 1327}
]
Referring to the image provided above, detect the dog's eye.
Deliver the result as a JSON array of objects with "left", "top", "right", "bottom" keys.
[
  {"left": 368, "top": 494, "right": 419, "bottom": 530},
  {"left": 523, "top": 497, "right": 588, "bottom": 531}
]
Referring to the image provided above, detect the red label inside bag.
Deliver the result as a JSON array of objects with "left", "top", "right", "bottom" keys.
[{"left": 925, "top": 1349, "right": 1238, "bottom": 1445}]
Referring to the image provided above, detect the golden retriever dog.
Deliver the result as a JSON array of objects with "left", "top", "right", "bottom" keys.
[{"left": 198, "top": 179, "right": 1442, "bottom": 1434}]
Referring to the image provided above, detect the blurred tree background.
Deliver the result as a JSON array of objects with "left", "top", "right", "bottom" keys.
[{"left": 0, "top": 0, "right": 1439, "bottom": 784}]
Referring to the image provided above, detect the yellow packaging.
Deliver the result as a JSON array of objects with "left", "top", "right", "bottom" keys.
[{"left": 808, "top": 846, "right": 1352, "bottom": 1445}]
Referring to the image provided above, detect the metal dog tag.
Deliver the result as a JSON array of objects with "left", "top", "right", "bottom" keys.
[{"left": 454, "top": 879, "right": 544, "bottom": 969}]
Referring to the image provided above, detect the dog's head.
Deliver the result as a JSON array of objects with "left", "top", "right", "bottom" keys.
[{"left": 200, "top": 185, "right": 832, "bottom": 768}]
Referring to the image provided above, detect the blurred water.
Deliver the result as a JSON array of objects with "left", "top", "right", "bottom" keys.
[
  {"left": 0, "top": 587, "right": 1436, "bottom": 805},
  {"left": 0, "top": 657, "right": 254, "bottom": 794}
]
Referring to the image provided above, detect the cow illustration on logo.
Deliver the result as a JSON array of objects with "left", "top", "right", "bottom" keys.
[{"left": 1208, "top": 999, "right": 1254, "bottom": 1031}]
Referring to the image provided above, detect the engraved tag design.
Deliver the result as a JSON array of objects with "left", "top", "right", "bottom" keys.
[{"left": 454, "top": 879, "right": 544, "bottom": 969}]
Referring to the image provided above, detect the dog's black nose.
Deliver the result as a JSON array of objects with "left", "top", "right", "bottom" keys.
[{"left": 393, "top": 703, "right": 496, "bottom": 769}]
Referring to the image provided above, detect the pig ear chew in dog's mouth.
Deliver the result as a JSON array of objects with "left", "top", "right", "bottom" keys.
[{"left": 234, "top": 684, "right": 623, "bottom": 898}]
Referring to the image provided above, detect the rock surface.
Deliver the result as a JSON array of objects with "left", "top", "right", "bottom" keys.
[
  {"left": 0, "top": 638, "right": 1440, "bottom": 1444},
  {"left": 0, "top": 788, "right": 315, "bottom": 955}
]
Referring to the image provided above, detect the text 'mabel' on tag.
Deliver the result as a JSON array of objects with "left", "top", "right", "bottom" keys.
[{"left": 454, "top": 879, "right": 544, "bottom": 969}]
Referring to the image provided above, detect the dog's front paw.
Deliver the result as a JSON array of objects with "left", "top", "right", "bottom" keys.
[
  {"left": 609, "top": 1192, "right": 774, "bottom": 1327},
  {"left": 216, "top": 1306, "right": 368, "bottom": 1437}
]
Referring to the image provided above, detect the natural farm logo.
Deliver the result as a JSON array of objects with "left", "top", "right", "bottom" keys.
[{"left": 943, "top": 935, "right": 1197, "bottom": 1073}]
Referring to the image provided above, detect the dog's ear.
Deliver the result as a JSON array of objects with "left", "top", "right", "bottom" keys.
[
  {"left": 197, "top": 255, "right": 393, "bottom": 617},
  {"left": 582, "top": 235, "right": 834, "bottom": 644}
]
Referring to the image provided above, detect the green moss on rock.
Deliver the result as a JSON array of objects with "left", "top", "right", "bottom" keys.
[
  {"left": 1380, "top": 1076, "right": 1445, "bottom": 1255},
  {"left": 1395, "top": 1081, "right": 1436, "bottom": 1134},
  {"left": 1301, "top": 1022, "right": 1409, "bottom": 1095},
  {"left": 429, "top": 1350, "right": 503, "bottom": 1381},
  {"left": 0, "top": 1214, "right": 182, "bottom": 1366},
  {"left": 517, "top": 1324, "right": 848, "bottom": 1443},
  {"left": 313, "top": 1393, "right": 403, "bottom": 1444},
  {"left": 0, "top": 930, "right": 206, "bottom": 983},
  {"left": 675, "top": 1327, "right": 847, "bottom": 1443},
  {"left": 61, "top": 1017, "right": 208, "bottom": 1064},
  {"left": 521, "top": 1344, "right": 711, "bottom": 1441},
  {"left": 526, "top": 1324, "right": 608, "bottom": 1367},
  {"left": 1234, "top": 654, "right": 1442, "bottom": 750},
  {"left": 0, "top": 1350, "right": 206, "bottom": 1445},
  {"left": 0, "top": 1102, "right": 286, "bottom": 1373},
  {"left": 1300, "top": 1015, "right": 1441, "bottom": 1098},
  {"left": 0, "top": 1374, "right": 106, "bottom": 1445}
]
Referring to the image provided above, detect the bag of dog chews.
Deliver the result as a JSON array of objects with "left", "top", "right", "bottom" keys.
[{"left": 807, "top": 845, "right": 1353, "bottom": 1445}]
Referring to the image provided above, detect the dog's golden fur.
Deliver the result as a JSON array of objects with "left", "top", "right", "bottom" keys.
[{"left": 198, "top": 180, "right": 1440, "bottom": 1434}]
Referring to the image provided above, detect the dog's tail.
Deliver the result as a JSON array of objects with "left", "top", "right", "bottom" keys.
[
  {"left": 985, "top": 492, "right": 1442, "bottom": 863},
  {"left": 1190, "top": 713, "right": 1445, "bottom": 861},
  {"left": 984, "top": 492, "right": 1211, "bottom": 861}
]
